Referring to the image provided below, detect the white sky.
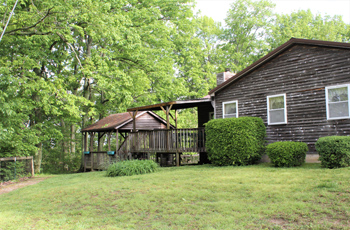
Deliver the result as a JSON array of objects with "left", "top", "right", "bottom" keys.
[{"left": 195, "top": 0, "right": 350, "bottom": 25}]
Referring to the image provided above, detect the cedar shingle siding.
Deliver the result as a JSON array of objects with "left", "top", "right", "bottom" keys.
[{"left": 214, "top": 45, "right": 350, "bottom": 153}]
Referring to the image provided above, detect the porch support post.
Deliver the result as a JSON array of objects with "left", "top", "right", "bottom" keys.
[
  {"left": 107, "top": 132, "right": 111, "bottom": 151},
  {"left": 115, "top": 130, "right": 119, "bottom": 160},
  {"left": 83, "top": 133, "right": 87, "bottom": 172},
  {"left": 176, "top": 151, "right": 179, "bottom": 167},
  {"left": 89, "top": 132, "right": 95, "bottom": 171},
  {"left": 98, "top": 132, "right": 102, "bottom": 152},
  {"left": 175, "top": 109, "right": 178, "bottom": 129}
]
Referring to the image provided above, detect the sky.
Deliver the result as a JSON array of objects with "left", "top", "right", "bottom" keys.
[{"left": 195, "top": 0, "right": 350, "bottom": 25}]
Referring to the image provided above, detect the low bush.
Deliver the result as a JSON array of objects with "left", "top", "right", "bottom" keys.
[
  {"left": 315, "top": 136, "right": 350, "bottom": 168},
  {"left": 205, "top": 117, "right": 266, "bottom": 166},
  {"left": 106, "top": 160, "right": 159, "bottom": 177},
  {"left": 266, "top": 141, "right": 308, "bottom": 167}
]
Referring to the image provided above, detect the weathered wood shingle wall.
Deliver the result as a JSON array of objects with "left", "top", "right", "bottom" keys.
[
  {"left": 121, "top": 113, "right": 166, "bottom": 130},
  {"left": 215, "top": 45, "right": 350, "bottom": 153}
]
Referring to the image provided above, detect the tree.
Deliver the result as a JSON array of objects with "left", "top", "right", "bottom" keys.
[
  {"left": 0, "top": 0, "right": 199, "bottom": 173},
  {"left": 173, "top": 15, "right": 221, "bottom": 99},
  {"left": 267, "top": 9, "right": 350, "bottom": 49},
  {"left": 217, "top": 0, "right": 275, "bottom": 72}
]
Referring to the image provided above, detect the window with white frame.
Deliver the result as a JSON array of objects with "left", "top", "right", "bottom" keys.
[
  {"left": 326, "top": 84, "right": 350, "bottom": 120},
  {"left": 223, "top": 100, "right": 238, "bottom": 118},
  {"left": 267, "top": 94, "right": 287, "bottom": 125}
]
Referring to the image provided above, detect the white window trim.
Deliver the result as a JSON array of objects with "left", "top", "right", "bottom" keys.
[
  {"left": 267, "top": 94, "right": 287, "bottom": 125},
  {"left": 325, "top": 84, "right": 350, "bottom": 120},
  {"left": 222, "top": 100, "right": 238, "bottom": 118}
]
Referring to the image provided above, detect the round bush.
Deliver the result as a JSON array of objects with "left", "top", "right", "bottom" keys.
[
  {"left": 315, "top": 136, "right": 350, "bottom": 169},
  {"left": 106, "top": 160, "right": 159, "bottom": 177},
  {"left": 266, "top": 141, "right": 308, "bottom": 167},
  {"left": 205, "top": 117, "right": 266, "bottom": 166}
]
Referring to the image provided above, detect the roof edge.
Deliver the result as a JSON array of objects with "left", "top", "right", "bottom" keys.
[{"left": 209, "top": 38, "right": 350, "bottom": 95}]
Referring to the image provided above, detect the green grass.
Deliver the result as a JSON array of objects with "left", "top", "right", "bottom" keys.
[{"left": 0, "top": 163, "right": 349, "bottom": 229}]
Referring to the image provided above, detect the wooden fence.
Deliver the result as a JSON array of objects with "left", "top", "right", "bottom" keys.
[{"left": 0, "top": 156, "right": 34, "bottom": 180}]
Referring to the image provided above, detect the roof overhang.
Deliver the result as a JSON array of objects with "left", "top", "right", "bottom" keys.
[
  {"left": 127, "top": 98, "right": 212, "bottom": 112},
  {"left": 209, "top": 38, "right": 350, "bottom": 95}
]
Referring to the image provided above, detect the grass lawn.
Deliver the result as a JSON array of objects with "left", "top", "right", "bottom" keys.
[{"left": 0, "top": 163, "right": 349, "bottom": 229}]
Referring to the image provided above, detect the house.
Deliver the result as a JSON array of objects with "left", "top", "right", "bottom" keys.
[
  {"left": 209, "top": 38, "right": 350, "bottom": 162},
  {"left": 82, "top": 38, "right": 350, "bottom": 167}
]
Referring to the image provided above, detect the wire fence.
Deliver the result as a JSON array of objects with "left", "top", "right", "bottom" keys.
[{"left": 0, "top": 156, "right": 34, "bottom": 182}]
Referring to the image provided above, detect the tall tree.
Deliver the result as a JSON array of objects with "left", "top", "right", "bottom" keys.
[
  {"left": 0, "top": 0, "right": 199, "bottom": 172},
  {"left": 267, "top": 9, "right": 350, "bottom": 49},
  {"left": 174, "top": 15, "right": 221, "bottom": 99},
  {"left": 217, "top": 0, "right": 275, "bottom": 73}
]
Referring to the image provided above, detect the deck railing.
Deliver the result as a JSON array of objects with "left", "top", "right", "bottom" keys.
[
  {"left": 84, "top": 128, "right": 206, "bottom": 170},
  {"left": 125, "top": 128, "right": 206, "bottom": 153}
]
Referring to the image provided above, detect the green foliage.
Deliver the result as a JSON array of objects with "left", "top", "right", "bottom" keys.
[
  {"left": 267, "top": 9, "right": 350, "bottom": 49},
  {"left": 0, "top": 161, "right": 31, "bottom": 182},
  {"left": 106, "top": 160, "right": 159, "bottom": 177},
  {"left": 315, "top": 136, "right": 350, "bottom": 169},
  {"left": 217, "top": 0, "right": 275, "bottom": 72},
  {"left": 205, "top": 117, "right": 266, "bottom": 166},
  {"left": 266, "top": 141, "right": 308, "bottom": 167}
]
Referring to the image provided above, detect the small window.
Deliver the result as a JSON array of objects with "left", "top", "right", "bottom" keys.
[
  {"left": 326, "top": 84, "right": 350, "bottom": 120},
  {"left": 223, "top": 100, "right": 238, "bottom": 118},
  {"left": 267, "top": 94, "right": 287, "bottom": 125}
]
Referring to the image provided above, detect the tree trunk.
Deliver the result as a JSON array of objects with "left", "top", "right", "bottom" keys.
[{"left": 70, "top": 124, "right": 76, "bottom": 155}]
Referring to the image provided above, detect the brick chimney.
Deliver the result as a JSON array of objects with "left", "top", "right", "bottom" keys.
[{"left": 216, "top": 68, "right": 234, "bottom": 86}]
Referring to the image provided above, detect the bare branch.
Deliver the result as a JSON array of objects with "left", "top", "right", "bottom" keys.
[{"left": 56, "top": 32, "right": 85, "bottom": 78}]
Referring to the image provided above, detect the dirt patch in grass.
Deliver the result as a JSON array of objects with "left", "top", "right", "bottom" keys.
[{"left": 0, "top": 177, "right": 48, "bottom": 195}]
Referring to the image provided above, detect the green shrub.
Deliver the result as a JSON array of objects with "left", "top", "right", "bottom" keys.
[
  {"left": 266, "top": 141, "right": 308, "bottom": 167},
  {"left": 205, "top": 117, "right": 266, "bottom": 166},
  {"left": 106, "top": 160, "right": 159, "bottom": 177},
  {"left": 315, "top": 136, "right": 350, "bottom": 168}
]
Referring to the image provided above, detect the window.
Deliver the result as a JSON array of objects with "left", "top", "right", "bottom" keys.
[
  {"left": 223, "top": 100, "right": 238, "bottom": 118},
  {"left": 326, "top": 84, "right": 350, "bottom": 120},
  {"left": 267, "top": 94, "right": 287, "bottom": 125}
]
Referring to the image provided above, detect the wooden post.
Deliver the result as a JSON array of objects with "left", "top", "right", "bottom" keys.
[
  {"left": 116, "top": 130, "right": 119, "bottom": 159},
  {"left": 83, "top": 133, "right": 87, "bottom": 172},
  {"left": 132, "top": 111, "right": 137, "bottom": 132},
  {"left": 175, "top": 109, "right": 178, "bottom": 129},
  {"left": 89, "top": 132, "right": 94, "bottom": 171},
  {"left": 107, "top": 132, "right": 111, "bottom": 151},
  {"left": 176, "top": 151, "right": 179, "bottom": 167},
  {"left": 31, "top": 156, "right": 34, "bottom": 177}
]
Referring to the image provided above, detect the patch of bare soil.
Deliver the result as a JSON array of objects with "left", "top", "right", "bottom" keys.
[{"left": 0, "top": 177, "right": 48, "bottom": 195}]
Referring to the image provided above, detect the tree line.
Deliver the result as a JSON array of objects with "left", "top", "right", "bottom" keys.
[{"left": 0, "top": 0, "right": 349, "bottom": 173}]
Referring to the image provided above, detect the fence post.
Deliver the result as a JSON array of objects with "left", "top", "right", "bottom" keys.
[
  {"left": 14, "top": 157, "right": 16, "bottom": 180},
  {"left": 31, "top": 156, "right": 34, "bottom": 177}
]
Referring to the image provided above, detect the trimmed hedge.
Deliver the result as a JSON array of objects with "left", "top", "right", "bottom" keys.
[
  {"left": 205, "top": 117, "right": 266, "bottom": 166},
  {"left": 315, "top": 136, "right": 350, "bottom": 168},
  {"left": 266, "top": 141, "right": 308, "bottom": 167},
  {"left": 106, "top": 160, "right": 158, "bottom": 177}
]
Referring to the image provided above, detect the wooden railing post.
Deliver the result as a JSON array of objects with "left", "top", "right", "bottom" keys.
[
  {"left": 89, "top": 132, "right": 95, "bottom": 171},
  {"left": 116, "top": 130, "right": 119, "bottom": 160}
]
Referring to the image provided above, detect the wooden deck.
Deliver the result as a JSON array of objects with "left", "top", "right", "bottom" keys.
[{"left": 84, "top": 128, "right": 206, "bottom": 170}]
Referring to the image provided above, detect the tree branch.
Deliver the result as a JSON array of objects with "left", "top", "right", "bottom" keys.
[{"left": 5, "top": 7, "right": 54, "bottom": 34}]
